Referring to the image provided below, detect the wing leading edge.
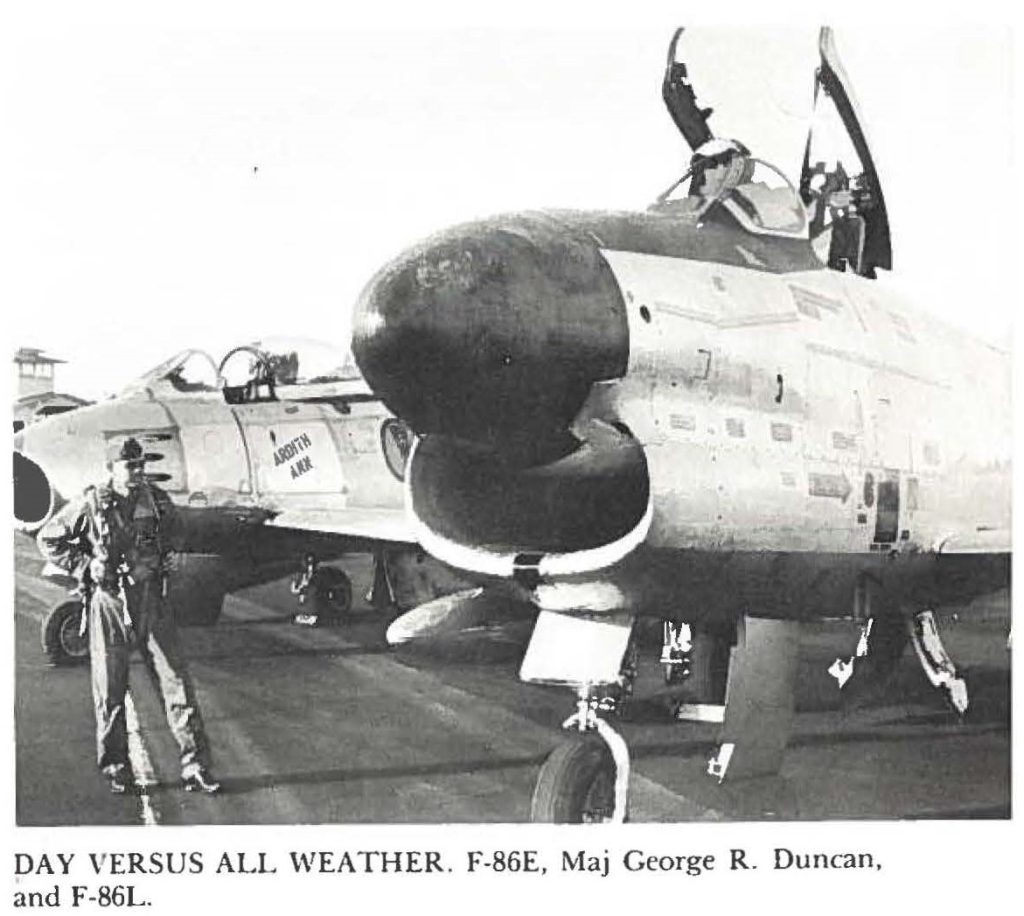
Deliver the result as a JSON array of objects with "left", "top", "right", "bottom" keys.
[{"left": 267, "top": 506, "right": 417, "bottom": 545}]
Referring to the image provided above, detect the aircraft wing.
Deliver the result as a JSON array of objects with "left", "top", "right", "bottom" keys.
[{"left": 267, "top": 507, "right": 417, "bottom": 545}]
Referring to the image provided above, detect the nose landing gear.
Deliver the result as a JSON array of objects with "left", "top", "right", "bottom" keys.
[
  {"left": 531, "top": 686, "right": 631, "bottom": 823},
  {"left": 521, "top": 608, "right": 637, "bottom": 823}
]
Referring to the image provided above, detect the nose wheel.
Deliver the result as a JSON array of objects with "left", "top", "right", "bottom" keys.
[{"left": 530, "top": 688, "right": 630, "bottom": 823}]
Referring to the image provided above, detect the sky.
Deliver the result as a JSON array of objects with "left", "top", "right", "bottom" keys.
[{"left": 2, "top": 16, "right": 1015, "bottom": 401}]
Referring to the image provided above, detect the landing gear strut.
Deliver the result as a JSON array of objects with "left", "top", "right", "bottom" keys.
[
  {"left": 366, "top": 549, "right": 398, "bottom": 612},
  {"left": 291, "top": 554, "right": 352, "bottom": 626},
  {"left": 665, "top": 621, "right": 734, "bottom": 722},
  {"left": 828, "top": 601, "right": 969, "bottom": 716},
  {"left": 661, "top": 620, "right": 692, "bottom": 684},
  {"left": 521, "top": 609, "right": 636, "bottom": 823},
  {"left": 909, "top": 609, "right": 969, "bottom": 716}
]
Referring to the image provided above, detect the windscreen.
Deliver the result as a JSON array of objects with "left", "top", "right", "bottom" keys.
[{"left": 122, "top": 349, "right": 220, "bottom": 394}]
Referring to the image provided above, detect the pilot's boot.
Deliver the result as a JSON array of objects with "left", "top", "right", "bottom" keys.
[
  {"left": 182, "top": 765, "right": 221, "bottom": 794},
  {"left": 104, "top": 764, "right": 134, "bottom": 795}
]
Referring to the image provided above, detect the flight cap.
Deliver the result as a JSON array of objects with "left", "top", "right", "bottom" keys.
[{"left": 115, "top": 436, "right": 146, "bottom": 467}]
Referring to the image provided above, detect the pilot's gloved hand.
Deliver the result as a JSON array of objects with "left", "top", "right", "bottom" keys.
[{"left": 161, "top": 553, "right": 179, "bottom": 575}]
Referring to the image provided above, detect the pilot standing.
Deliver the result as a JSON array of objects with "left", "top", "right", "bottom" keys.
[{"left": 38, "top": 437, "right": 221, "bottom": 796}]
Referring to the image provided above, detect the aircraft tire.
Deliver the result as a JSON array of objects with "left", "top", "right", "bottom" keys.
[
  {"left": 310, "top": 567, "right": 353, "bottom": 624},
  {"left": 41, "top": 599, "right": 89, "bottom": 667},
  {"left": 531, "top": 734, "right": 620, "bottom": 823}
]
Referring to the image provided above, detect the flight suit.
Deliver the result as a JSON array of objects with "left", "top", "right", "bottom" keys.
[{"left": 39, "top": 480, "right": 213, "bottom": 780}]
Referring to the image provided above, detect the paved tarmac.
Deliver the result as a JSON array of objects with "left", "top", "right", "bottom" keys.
[{"left": 14, "top": 533, "right": 1011, "bottom": 826}]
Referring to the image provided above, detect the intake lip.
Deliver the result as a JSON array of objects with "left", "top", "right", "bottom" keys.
[{"left": 404, "top": 420, "right": 652, "bottom": 579}]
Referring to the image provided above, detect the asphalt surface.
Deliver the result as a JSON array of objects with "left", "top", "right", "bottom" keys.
[{"left": 14, "top": 533, "right": 1011, "bottom": 825}]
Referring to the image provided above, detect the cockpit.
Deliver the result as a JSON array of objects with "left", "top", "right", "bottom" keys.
[
  {"left": 654, "top": 27, "right": 891, "bottom": 279},
  {"left": 650, "top": 138, "right": 810, "bottom": 239},
  {"left": 124, "top": 338, "right": 371, "bottom": 405}
]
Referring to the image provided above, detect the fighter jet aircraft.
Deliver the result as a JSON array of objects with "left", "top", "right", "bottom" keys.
[
  {"left": 350, "top": 29, "right": 1011, "bottom": 821},
  {"left": 14, "top": 338, "right": 465, "bottom": 664}
]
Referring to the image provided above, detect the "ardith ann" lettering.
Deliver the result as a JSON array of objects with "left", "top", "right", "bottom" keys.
[{"left": 273, "top": 433, "right": 313, "bottom": 467}]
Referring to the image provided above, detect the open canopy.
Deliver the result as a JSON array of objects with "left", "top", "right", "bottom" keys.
[{"left": 660, "top": 26, "right": 891, "bottom": 277}]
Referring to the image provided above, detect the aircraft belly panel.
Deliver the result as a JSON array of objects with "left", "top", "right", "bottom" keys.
[{"left": 597, "top": 540, "right": 1006, "bottom": 624}]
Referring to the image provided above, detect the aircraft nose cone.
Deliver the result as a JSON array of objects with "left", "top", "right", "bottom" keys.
[{"left": 352, "top": 214, "right": 628, "bottom": 443}]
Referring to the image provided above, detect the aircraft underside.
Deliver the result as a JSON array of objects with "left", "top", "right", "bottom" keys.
[{"left": 513, "top": 545, "right": 1006, "bottom": 820}]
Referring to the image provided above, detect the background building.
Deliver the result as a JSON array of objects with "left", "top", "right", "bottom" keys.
[{"left": 13, "top": 347, "right": 90, "bottom": 432}]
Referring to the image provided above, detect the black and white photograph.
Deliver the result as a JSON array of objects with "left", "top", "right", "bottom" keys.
[{"left": 4, "top": 2, "right": 1017, "bottom": 911}]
